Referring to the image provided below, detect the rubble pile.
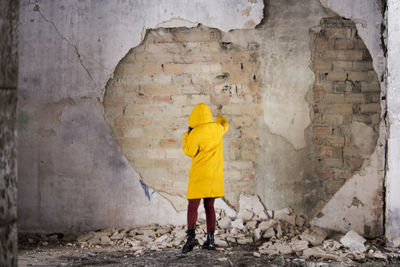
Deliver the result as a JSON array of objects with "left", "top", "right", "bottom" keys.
[{"left": 22, "top": 194, "right": 399, "bottom": 264}]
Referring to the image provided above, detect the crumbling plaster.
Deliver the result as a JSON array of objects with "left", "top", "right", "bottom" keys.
[
  {"left": 310, "top": 0, "right": 386, "bottom": 238},
  {"left": 386, "top": 0, "right": 400, "bottom": 246},
  {"left": 18, "top": 0, "right": 387, "bottom": 237},
  {"left": 17, "top": 0, "right": 263, "bottom": 232}
]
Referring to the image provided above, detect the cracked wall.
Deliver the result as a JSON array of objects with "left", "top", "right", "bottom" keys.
[
  {"left": 0, "top": 0, "right": 18, "bottom": 266},
  {"left": 17, "top": 0, "right": 263, "bottom": 233},
  {"left": 18, "top": 0, "right": 387, "bottom": 238}
]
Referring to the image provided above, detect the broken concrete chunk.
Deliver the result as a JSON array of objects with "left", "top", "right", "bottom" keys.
[
  {"left": 245, "top": 220, "right": 257, "bottom": 230},
  {"left": 231, "top": 218, "right": 245, "bottom": 230},
  {"left": 340, "top": 230, "right": 367, "bottom": 252},
  {"left": 280, "top": 214, "right": 296, "bottom": 225},
  {"left": 295, "top": 215, "right": 305, "bottom": 227},
  {"left": 262, "top": 227, "right": 275, "bottom": 239},
  {"left": 302, "top": 247, "right": 339, "bottom": 260},
  {"left": 77, "top": 232, "right": 95, "bottom": 243},
  {"left": 238, "top": 194, "right": 267, "bottom": 218},
  {"left": 274, "top": 208, "right": 292, "bottom": 220},
  {"left": 214, "top": 238, "right": 228, "bottom": 248},
  {"left": 100, "top": 235, "right": 111, "bottom": 245},
  {"left": 237, "top": 237, "right": 253, "bottom": 245},
  {"left": 290, "top": 240, "right": 309, "bottom": 252},
  {"left": 253, "top": 228, "right": 262, "bottom": 241},
  {"left": 257, "top": 219, "right": 276, "bottom": 232},
  {"left": 237, "top": 209, "right": 254, "bottom": 222},
  {"left": 274, "top": 243, "right": 293, "bottom": 255},
  {"left": 300, "top": 226, "right": 328, "bottom": 246},
  {"left": 275, "top": 223, "right": 283, "bottom": 239},
  {"left": 215, "top": 198, "right": 237, "bottom": 219},
  {"left": 218, "top": 216, "right": 232, "bottom": 229}
]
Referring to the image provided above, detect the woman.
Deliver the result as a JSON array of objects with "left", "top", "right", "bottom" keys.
[{"left": 182, "top": 103, "right": 229, "bottom": 253}]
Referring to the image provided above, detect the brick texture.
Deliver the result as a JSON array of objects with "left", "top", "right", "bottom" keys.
[
  {"left": 104, "top": 26, "right": 261, "bottom": 201},
  {"left": 310, "top": 17, "right": 381, "bottom": 206}
]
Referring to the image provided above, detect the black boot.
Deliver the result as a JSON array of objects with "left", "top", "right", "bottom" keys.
[
  {"left": 182, "top": 228, "right": 199, "bottom": 253},
  {"left": 202, "top": 232, "right": 216, "bottom": 250}
]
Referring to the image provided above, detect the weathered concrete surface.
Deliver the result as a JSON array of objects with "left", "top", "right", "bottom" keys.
[
  {"left": 252, "top": 0, "right": 331, "bottom": 215},
  {"left": 386, "top": 0, "right": 400, "bottom": 246},
  {"left": 18, "top": 0, "right": 388, "bottom": 239},
  {"left": 0, "top": 0, "right": 18, "bottom": 265},
  {"left": 17, "top": 0, "right": 263, "bottom": 232}
]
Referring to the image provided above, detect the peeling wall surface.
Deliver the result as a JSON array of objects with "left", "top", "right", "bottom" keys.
[
  {"left": 17, "top": 0, "right": 263, "bottom": 232},
  {"left": 18, "top": 0, "right": 386, "bottom": 238},
  {"left": 386, "top": 0, "right": 400, "bottom": 245},
  {"left": 0, "top": 0, "right": 18, "bottom": 265},
  {"left": 311, "top": 0, "right": 386, "bottom": 238}
]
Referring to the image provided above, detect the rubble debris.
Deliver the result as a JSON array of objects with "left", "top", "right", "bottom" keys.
[
  {"left": 340, "top": 230, "right": 367, "bottom": 252},
  {"left": 19, "top": 194, "right": 400, "bottom": 265},
  {"left": 300, "top": 226, "right": 329, "bottom": 246}
]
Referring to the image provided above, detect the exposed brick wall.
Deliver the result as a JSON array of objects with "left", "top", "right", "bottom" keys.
[
  {"left": 104, "top": 26, "right": 261, "bottom": 207},
  {"left": 310, "top": 17, "right": 381, "bottom": 215}
]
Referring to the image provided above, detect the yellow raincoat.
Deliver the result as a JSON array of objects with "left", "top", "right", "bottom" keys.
[{"left": 182, "top": 103, "right": 229, "bottom": 199}]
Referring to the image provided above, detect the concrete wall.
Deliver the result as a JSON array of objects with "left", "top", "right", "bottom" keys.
[
  {"left": 386, "top": 0, "right": 400, "bottom": 246},
  {"left": 17, "top": 0, "right": 263, "bottom": 233},
  {"left": 0, "top": 0, "right": 18, "bottom": 266},
  {"left": 18, "top": 0, "right": 387, "bottom": 238}
]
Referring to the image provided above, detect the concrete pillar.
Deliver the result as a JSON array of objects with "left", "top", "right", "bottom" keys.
[
  {"left": 386, "top": 0, "right": 400, "bottom": 246},
  {"left": 0, "top": 0, "right": 18, "bottom": 266}
]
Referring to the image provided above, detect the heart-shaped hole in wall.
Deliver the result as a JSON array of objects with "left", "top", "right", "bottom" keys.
[
  {"left": 103, "top": 18, "right": 382, "bottom": 224},
  {"left": 103, "top": 25, "right": 263, "bottom": 210}
]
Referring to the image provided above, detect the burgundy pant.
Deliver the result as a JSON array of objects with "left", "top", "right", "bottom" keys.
[{"left": 187, "top": 198, "right": 216, "bottom": 232}]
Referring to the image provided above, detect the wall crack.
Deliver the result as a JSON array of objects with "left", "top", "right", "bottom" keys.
[{"left": 34, "top": 4, "right": 93, "bottom": 80}]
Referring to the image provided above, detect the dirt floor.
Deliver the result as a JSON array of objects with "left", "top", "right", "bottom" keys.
[{"left": 18, "top": 236, "right": 399, "bottom": 267}]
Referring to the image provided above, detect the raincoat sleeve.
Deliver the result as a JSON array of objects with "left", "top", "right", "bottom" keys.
[
  {"left": 182, "top": 131, "right": 199, "bottom": 158},
  {"left": 215, "top": 116, "right": 229, "bottom": 135}
]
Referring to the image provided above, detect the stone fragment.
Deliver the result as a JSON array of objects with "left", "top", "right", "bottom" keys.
[
  {"left": 217, "top": 257, "right": 228, "bottom": 262},
  {"left": 110, "top": 231, "right": 126, "bottom": 240},
  {"left": 218, "top": 216, "right": 232, "bottom": 229},
  {"left": 300, "top": 226, "right": 328, "bottom": 246},
  {"left": 275, "top": 223, "right": 283, "bottom": 239},
  {"left": 253, "top": 229, "right": 262, "bottom": 241},
  {"left": 77, "top": 232, "right": 95, "bottom": 243},
  {"left": 302, "top": 247, "right": 339, "bottom": 260},
  {"left": 237, "top": 237, "right": 253, "bottom": 245},
  {"left": 253, "top": 252, "right": 261, "bottom": 257},
  {"left": 238, "top": 194, "right": 268, "bottom": 220},
  {"left": 322, "top": 239, "right": 342, "bottom": 251},
  {"left": 367, "top": 250, "right": 387, "bottom": 261},
  {"left": 280, "top": 214, "right": 296, "bottom": 225},
  {"left": 215, "top": 198, "right": 237, "bottom": 219},
  {"left": 245, "top": 220, "right": 257, "bottom": 230},
  {"left": 231, "top": 218, "right": 245, "bottom": 230},
  {"left": 214, "top": 238, "right": 228, "bottom": 248},
  {"left": 295, "top": 216, "right": 305, "bottom": 227},
  {"left": 274, "top": 208, "right": 292, "bottom": 220},
  {"left": 155, "top": 235, "right": 168, "bottom": 243},
  {"left": 257, "top": 219, "right": 276, "bottom": 232},
  {"left": 100, "top": 235, "right": 111, "bottom": 245},
  {"left": 290, "top": 240, "right": 309, "bottom": 252},
  {"left": 262, "top": 227, "right": 275, "bottom": 239},
  {"left": 340, "top": 230, "right": 367, "bottom": 252},
  {"left": 238, "top": 209, "right": 254, "bottom": 222},
  {"left": 275, "top": 243, "right": 293, "bottom": 255}
]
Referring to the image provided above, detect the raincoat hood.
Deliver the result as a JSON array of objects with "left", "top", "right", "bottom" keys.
[{"left": 188, "top": 103, "right": 213, "bottom": 128}]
